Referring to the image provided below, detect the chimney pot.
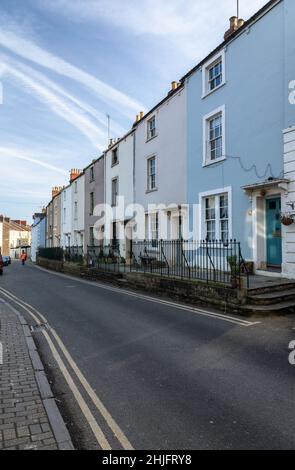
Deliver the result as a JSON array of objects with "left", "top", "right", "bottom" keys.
[
  {"left": 139, "top": 111, "right": 144, "bottom": 119},
  {"left": 224, "top": 15, "right": 244, "bottom": 40},
  {"left": 171, "top": 81, "right": 178, "bottom": 91}
]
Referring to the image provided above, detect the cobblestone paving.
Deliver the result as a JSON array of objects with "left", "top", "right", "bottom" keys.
[{"left": 0, "top": 301, "right": 58, "bottom": 450}]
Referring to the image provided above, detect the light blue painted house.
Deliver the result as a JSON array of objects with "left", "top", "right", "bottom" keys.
[{"left": 183, "top": 0, "right": 295, "bottom": 277}]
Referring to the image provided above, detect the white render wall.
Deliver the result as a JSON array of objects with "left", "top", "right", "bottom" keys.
[
  {"left": 105, "top": 132, "right": 134, "bottom": 212},
  {"left": 105, "top": 132, "right": 134, "bottom": 256},
  {"left": 61, "top": 185, "right": 72, "bottom": 248},
  {"left": 282, "top": 127, "right": 295, "bottom": 278},
  {"left": 71, "top": 174, "right": 85, "bottom": 248},
  {"left": 135, "top": 86, "right": 187, "bottom": 210}
]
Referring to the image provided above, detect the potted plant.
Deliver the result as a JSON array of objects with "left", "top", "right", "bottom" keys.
[
  {"left": 281, "top": 214, "right": 294, "bottom": 226},
  {"left": 227, "top": 255, "right": 241, "bottom": 289}
]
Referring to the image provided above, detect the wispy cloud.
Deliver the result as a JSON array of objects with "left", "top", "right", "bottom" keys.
[
  {"left": 0, "top": 146, "right": 68, "bottom": 175},
  {"left": 0, "top": 26, "right": 146, "bottom": 119},
  {"left": 0, "top": 55, "right": 109, "bottom": 148},
  {"left": 38, "top": 0, "right": 268, "bottom": 62}
]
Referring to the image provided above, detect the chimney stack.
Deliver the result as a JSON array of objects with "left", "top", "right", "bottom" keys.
[
  {"left": 171, "top": 81, "right": 178, "bottom": 91},
  {"left": 70, "top": 169, "right": 83, "bottom": 182},
  {"left": 224, "top": 16, "right": 244, "bottom": 40},
  {"left": 52, "top": 186, "right": 62, "bottom": 198}
]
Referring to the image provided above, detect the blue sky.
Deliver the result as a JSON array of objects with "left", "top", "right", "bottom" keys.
[{"left": 0, "top": 0, "right": 267, "bottom": 222}]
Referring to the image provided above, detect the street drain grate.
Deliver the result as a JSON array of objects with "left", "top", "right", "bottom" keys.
[{"left": 30, "top": 323, "right": 50, "bottom": 333}]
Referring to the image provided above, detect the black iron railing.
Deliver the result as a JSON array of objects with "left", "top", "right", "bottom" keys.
[
  {"left": 64, "top": 245, "right": 84, "bottom": 263},
  {"left": 87, "top": 243, "right": 126, "bottom": 273},
  {"left": 85, "top": 240, "right": 249, "bottom": 289},
  {"left": 129, "top": 239, "right": 249, "bottom": 288}
]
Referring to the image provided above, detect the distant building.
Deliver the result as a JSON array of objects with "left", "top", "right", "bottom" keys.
[
  {"left": 105, "top": 132, "right": 135, "bottom": 258},
  {"left": 70, "top": 169, "right": 85, "bottom": 248},
  {"left": 84, "top": 156, "right": 104, "bottom": 252},
  {"left": 9, "top": 219, "right": 32, "bottom": 259},
  {"left": 61, "top": 183, "right": 72, "bottom": 248},
  {"left": 46, "top": 187, "right": 62, "bottom": 248},
  {"left": 31, "top": 211, "right": 46, "bottom": 262},
  {"left": 0, "top": 215, "right": 10, "bottom": 256}
]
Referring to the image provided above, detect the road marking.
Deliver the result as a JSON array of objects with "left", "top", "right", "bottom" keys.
[
  {"left": 48, "top": 326, "right": 134, "bottom": 450},
  {"left": 0, "top": 289, "right": 42, "bottom": 325},
  {"left": 0, "top": 342, "right": 3, "bottom": 365},
  {"left": 33, "top": 265, "right": 259, "bottom": 327},
  {"left": 0, "top": 286, "right": 134, "bottom": 450},
  {"left": 42, "top": 329, "right": 111, "bottom": 450}
]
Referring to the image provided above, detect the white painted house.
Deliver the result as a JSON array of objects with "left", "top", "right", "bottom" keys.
[
  {"left": 282, "top": 127, "right": 295, "bottom": 279},
  {"left": 71, "top": 171, "right": 85, "bottom": 249},
  {"left": 134, "top": 82, "right": 187, "bottom": 241},
  {"left": 105, "top": 130, "right": 135, "bottom": 258},
  {"left": 61, "top": 184, "right": 72, "bottom": 248}
]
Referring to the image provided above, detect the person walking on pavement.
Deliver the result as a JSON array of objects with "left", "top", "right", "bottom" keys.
[{"left": 20, "top": 251, "right": 27, "bottom": 266}]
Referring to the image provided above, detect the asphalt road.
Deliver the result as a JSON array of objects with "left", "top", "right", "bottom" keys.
[{"left": 1, "top": 260, "right": 295, "bottom": 450}]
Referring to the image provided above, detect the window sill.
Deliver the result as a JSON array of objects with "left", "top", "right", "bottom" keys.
[
  {"left": 111, "top": 162, "right": 119, "bottom": 168},
  {"left": 146, "top": 134, "right": 158, "bottom": 143},
  {"left": 202, "top": 81, "right": 226, "bottom": 99},
  {"left": 146, "top": 188, "right": 158, "bottom": 194},
  {"left": 203, "top": 157, "right": 226, "bottom": 168}
]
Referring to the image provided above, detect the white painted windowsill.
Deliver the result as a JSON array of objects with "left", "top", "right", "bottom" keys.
[{"left": 202, "top": 157, "right": 226, "bottom": 168}]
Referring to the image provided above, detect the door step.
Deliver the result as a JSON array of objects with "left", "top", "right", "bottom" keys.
[
  {"left": 248, "top": 289, "right": 295, "bottom": 305},
  {"left": 242, "top": 300, "right": 295, "bottom": 316}
]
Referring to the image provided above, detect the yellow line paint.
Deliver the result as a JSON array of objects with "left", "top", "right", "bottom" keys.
[{"left": 0, "top": 286, "right": 134, "bottom": 450}]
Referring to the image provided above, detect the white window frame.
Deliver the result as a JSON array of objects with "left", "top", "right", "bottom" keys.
[
  {"left": 90, "top": 192, "right": 95, "bottom": 215},
  {"left": 149, "top": 212, "right": 159, "bottom": 242},
  {"left": 89, "top": 226, "right": 94, "bottom": 246},
  {"left": 198, "top": 187, "right": 232, "bottom": 241},
  {"left": 111, "top": 177, "right": 119, "bottom": 207},
  {"left": 203, "top": 105, "right": 226, "bottom": 167},
  {"left": 111, "top": 147, "right": 119, "bottom": 167},
  {"left": 147, "top": 116, "right": 157, "bottom": 141},
  {"left": 202, "top": 50, "right": 226, "bottom": 98},
  {"left": 147, "top": 155, "right": 157, "bottom": 192},
  {"left": 90, "top": 166, "right": 95, "bottom": 182},
  {"left": 74, "top": 201, "right": 78, "bottom": 220}
]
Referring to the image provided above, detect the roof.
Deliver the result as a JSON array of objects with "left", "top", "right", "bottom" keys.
[
  {"left": 105, "top": 129, "right": 135, "bottom": 153},
  {"left": 134, "top": 0, "right": 281, "bottom": 127},
  {"left": 83, "top": 154, "right": 104, "bottom": 172},
  {"left": 181, "top": 0, "right": 281, "bottom": 82}
]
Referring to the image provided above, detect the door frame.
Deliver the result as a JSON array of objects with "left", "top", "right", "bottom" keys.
[
  {"left": 252, "top": 190, "right": 283, "bottom": 274},
  {"left": 266, "top": 196, "right": 282, "bottom": 268}
]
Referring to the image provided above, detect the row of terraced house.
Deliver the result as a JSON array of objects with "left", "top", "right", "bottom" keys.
[{"left": 33, "top": 0, "right": 295, "bottom": 279}]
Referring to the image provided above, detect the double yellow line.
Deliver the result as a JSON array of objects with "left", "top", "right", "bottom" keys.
[{"left": 0, "top": 286, "right": 134, "bottom": 451}]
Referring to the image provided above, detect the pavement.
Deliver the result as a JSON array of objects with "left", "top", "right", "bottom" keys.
[
  {"left": 0, "top": 296, "right": 73, "bottom": 450},
  {"left": 0, "top": 260, "right": 295, "bottom": 450}
]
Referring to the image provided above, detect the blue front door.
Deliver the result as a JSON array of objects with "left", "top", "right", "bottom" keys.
[{"left": 266, "top": 197, "right": 282, "bottom": 267}]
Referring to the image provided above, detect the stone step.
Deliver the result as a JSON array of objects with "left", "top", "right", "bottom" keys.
[
  {"left": 242, "top": 300, "right": 295, "bottom": 316},
  {"left": 248, "top": 289, "right": 295, "bottom": 305},
  {"left": 248, "top": 282, "right": 295, "bottom": 295}
]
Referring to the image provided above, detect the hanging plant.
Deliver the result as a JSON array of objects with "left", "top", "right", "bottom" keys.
[{"left": 281, "top": 213, "right": 294, "bottom": 226}]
